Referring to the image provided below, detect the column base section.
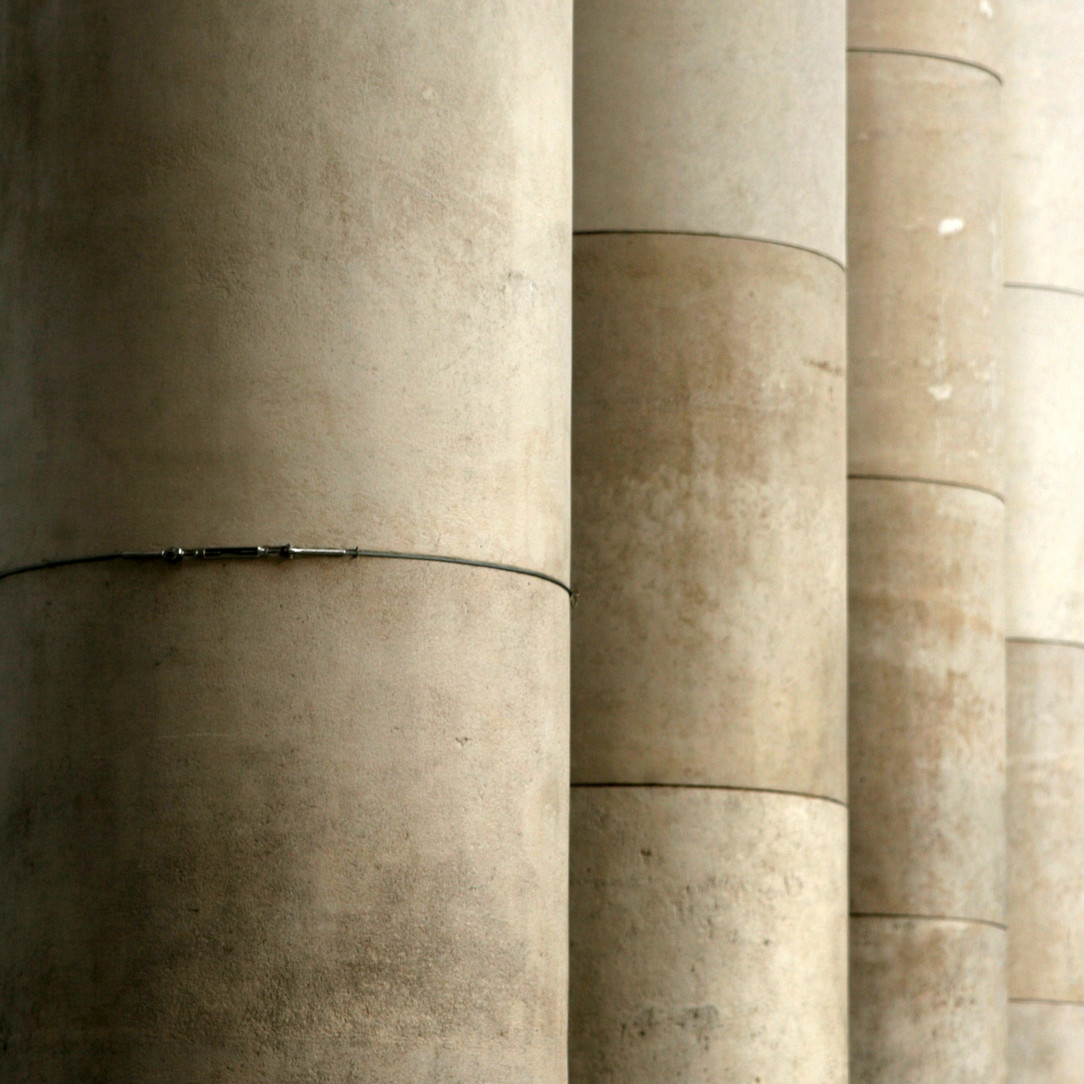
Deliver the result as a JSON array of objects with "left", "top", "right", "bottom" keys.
[
  {"left": 569, "top": 785, "right": 847, "bottom": 1083},
  {"left": 0, "top": 559, "right": 569, "bottom": 1082},
  {"left": 850, "top": 915, "right": 1006, "bottom": 1083}
]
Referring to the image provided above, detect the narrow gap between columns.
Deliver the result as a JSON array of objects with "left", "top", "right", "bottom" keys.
[
  {"left": 573, "top": 229, "right": 845, "bottom": 273},
  {"left": 848, "top": 473, "right": 1004, "bottom": 504},
  {"left": 847, "top": 47, "right": 1002, "bottom": 85},
  {"left": 851, "top": 911, "right": 1007, "bottom": 932},
  {"left": 571, "top": 781, "right": 846, "bottom": 808}
]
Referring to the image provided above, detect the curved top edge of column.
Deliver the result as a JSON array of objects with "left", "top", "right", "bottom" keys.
[
  {"left": 0, "top": 547, "right": 574, "bottom": 596},
  {"left": 573, "top": 230, "right": 846, "bottom": 272},
  {"left": 571, "top": 781, "right": 847, "bottom": 808},
  {"left": 574, "top": 0, "right": 845, "bottom": 264},
  {"left": 847, "top": 46, "right": 1002, "bottom": 82},
  {"left": 848, "top": 474, "right": 1005, "bottom": 505},
  {"left": 848, "top": 0, "right": 1000, "bottom": 77},
  {"left": 1005, "top": 280, "right": 1084, "bottom": 300}
]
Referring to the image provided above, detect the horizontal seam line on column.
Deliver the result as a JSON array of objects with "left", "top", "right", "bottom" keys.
[
  {"left": 0, "top": 547, "right": 573, "bottom": 595},
  {"left": 847, "top": 46, "right": 1002, "bottom": 84},
  {"left": 1009, "top": 996, "right": 1084, "bottom": 1008},
  {"left": 571, "top": 781, "right": 846, "bottom": 808},
  {"left": 573, "top": 229, "right": 845, "bottom": 272},
  {"left": 848, "top": 473, "right": 1004, "bottom": 504},
  {"left": 1007, "top": 635, "right": 1084, "bottom": 652},
  {"left": 851, "top": 911, "right": 1006, "bottom": 931},
  {"left": 1005, "top": 280, "right": 1084, "bottom": 300}
]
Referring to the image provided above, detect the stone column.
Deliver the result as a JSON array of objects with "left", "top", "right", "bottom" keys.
[
  {"left": 570, "top": 2, "right": 847, "bottom": 1080},
  {"left": 1003, "top": 2, "right": 1084, "bottom": 1078},
  {"left": 0, "top": 4, "right": 571, "bottom": 1080},
  {"left": 847, "top": 3, "right": 1005, "bottom": 1081}
]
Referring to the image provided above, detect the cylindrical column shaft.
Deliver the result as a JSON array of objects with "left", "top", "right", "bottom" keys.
[
  {"left": 846, "top": 2, "right": 1006, "bottom": 1080},
  {"left": 1003, "top": 2, "right": 1084, "bottom": 1076},
  {"left": 570, "top": 1, "right": 848, "bottom": 1079},
  {"left": 0, "top": 4, "right": 571, "bottom": 1080}
]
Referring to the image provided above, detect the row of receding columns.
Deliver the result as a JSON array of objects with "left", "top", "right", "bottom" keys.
[
  {"left": 2, "top": 1, "right": 1084, "bottom": 1080},
  {"left": 1003, "top": 1, "right": 1084, "bottom": 1079},
  {"left": 847, "top": 0, "right": 1007, "bottom": 1079}
]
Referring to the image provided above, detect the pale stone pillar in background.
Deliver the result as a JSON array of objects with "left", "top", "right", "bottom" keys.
[
  {"left": 1003, "top": 2, "right": 1084, "bottom": 1077},
  {"left": 847, "top": 3, "right": 1006, "bottom": 1081},
  {"left": 570, "top": 1, "right": 848, "bottom": 1079},
  {"left": 0, "top": 4, "right": 571, "bottom": 1080}
]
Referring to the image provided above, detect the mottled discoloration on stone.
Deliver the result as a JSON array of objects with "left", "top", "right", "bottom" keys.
[
  {"left": 848, "top": 54, "right": 1002, "bottom": 492},
  {"left": 1007, "top": 643, "right": 1084, "bottom": 1001},
  {"left": 0, "top": 561, "right": 569, "bottom": 1082},
  {"left": 573, "top": 0, "right": 846, "bottom": 262},
  {"left": 851, "top": 917, "right": 1007, "bottom": 1083},
  {"left": 849, "top": 480, "right": 1006, "bottom": 922},
  {"left": 572, "top": 234, "right": 846, "bottom": 797},
  {"left": 1003, "top": 0, "right": 1084, "bottom": 290},
  {"left": 570, "top": 787, "right": 847, "bottom": 1084},
  {"left": 0, "top": 0, "right": 572, "bottom": 580},
  {"left": 1004, "top": 289, "right": 1084, "bottom": 643},
  {"left": 1009, "top": 1000, "right": 1084, "bottom": 1082}
]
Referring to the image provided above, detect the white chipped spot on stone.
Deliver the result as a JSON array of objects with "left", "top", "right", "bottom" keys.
[
  {"left": 939, "top": 218, "right": 965, "bottom": 236},
  {"left": 979, "top": 1, "right": 994, "bottom": 19},
  {"left": 928, "top": 384, "right": 953, "bottom": 401}
]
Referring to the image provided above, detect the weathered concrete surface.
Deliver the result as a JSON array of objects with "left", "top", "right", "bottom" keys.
[
  {"left": 1003, "top": 0, "right": 1084, "bottom": 290},
  {"left": 849, "top": 479, "right": 1006, "bottom": 923},
  {"left": 573, "top": 0, "right": 846, "bottom": 262},
  {"left": 572, "top": 235, "right": 846, "bottom": 797},
  {"left": 1010, "top": 1001, "right": 1084, "bottom": 1083},
  {"left": 850, "top": 0, "right": 1001, "bottom": 73},
  {"left": 0, "top": 3, "right": 572, "bottom": 1080},
  {"left": 0, "top": 561, "right": 569, "bottom": 1082},
  {"left": 570, "top": 787, "right": 847, "bottom": 1083},
  {"left": 1003, "top": 2, "right": 1084, "bottom": 1076},
  {"left": 847, "top": 17, "right": 1005, "bottom": 1075},
  {"left": 0, "top": 1, "right": 572, "bottom": 580},
  {"left": 851, "top": 916, "right": 1007, "bottom": 1083},
  {"left": 1007, "top": 642, "right": 1084, "bottom": 1002},
  {"left": 1004, "top": 288, "right": 1084, "bottom": 643},
  {"left": 571, "top": 3, "right": 847, "bottom": 1080},
  {"left": 848, "top": 53, "right": 1002, "bottom": 493}
]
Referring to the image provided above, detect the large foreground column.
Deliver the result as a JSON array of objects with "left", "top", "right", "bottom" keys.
[
  {"left": 0, "top": 5, "right": 571, "bottom": 1080},
  {"left": 1003, "top": 2, "right": 1084, "bottom": 1078},
  {"left": 570, "top": 2, "right": 847, "bottom": 1079},
  {"left": 847, "top": 3, "right": 1006, "bottom": 1080}
]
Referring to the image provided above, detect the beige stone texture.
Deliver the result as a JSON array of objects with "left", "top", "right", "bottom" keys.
[
  {"left": 0, "top": 560, "right": 569, "bottom": 1082},
  {"left": 849, "top": 480, "right": 1006, "bottom": 922},
  {"left": 569, "top": 787, "right": 847, "bottom": 1083},
  {"left": 1007, "top": 642, "right": 1084, "bottom": 1001},
  {"left": 1009, "top": 1001, "right": 1084, "bottom": 1082},
  {"left": 850, "top": 916, "right": 1007, "bottom": 1083},
  {"left": 573, "top": 0, "right": 845, "bottom": 263},
  {"left": 1004, "top": 288, "right": 1084, "bottom": 642},
  {"left": 849, "top": 0, "right": 1001, "bottom": 74},
  {"left": 848, "top": 54, "right": 1003, "bottom": 493},
  {"left": 0, "top": 1, "right": 572, "bottom": 581},
  {"left": 1003, "top": 0, "right": 1084, "bottom": 290},
  {"left": 570, "top": 235, "right": 846, "bottom": 797}
]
